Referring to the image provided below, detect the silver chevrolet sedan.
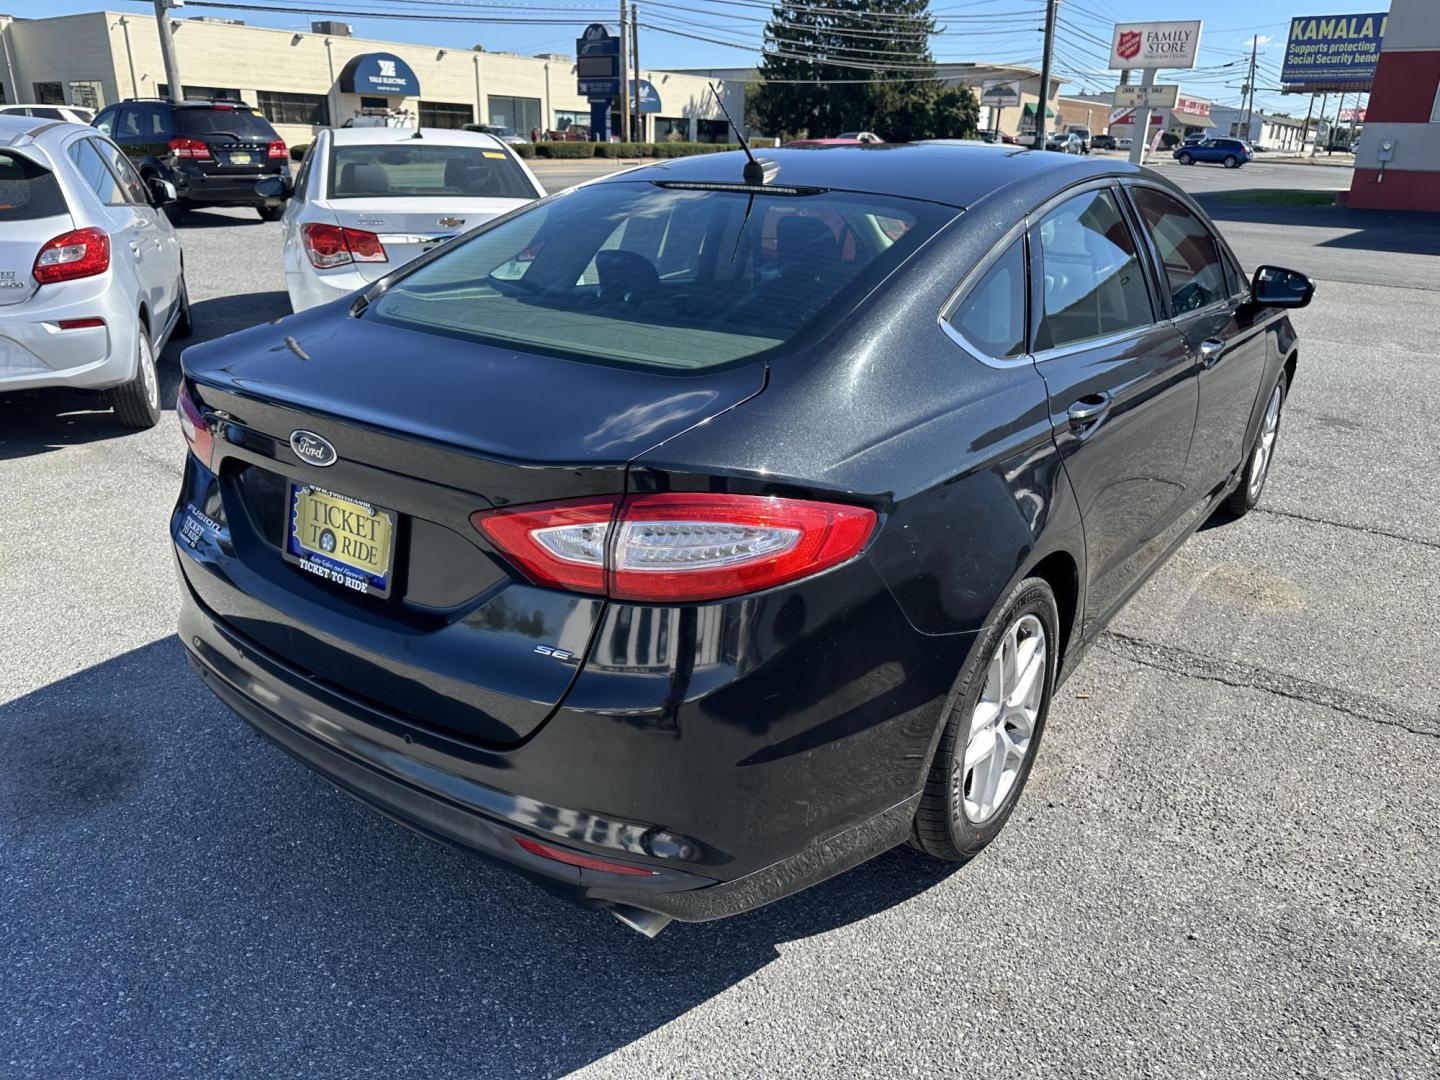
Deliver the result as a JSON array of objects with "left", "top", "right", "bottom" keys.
[
  {"left": 264, "top": 126, "right": 542, "bottom": 313},
  {"left": 0, "top": 115, "right": 189, "bottom": 428}
]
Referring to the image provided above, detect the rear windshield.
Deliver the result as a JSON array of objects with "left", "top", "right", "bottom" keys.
[
  {"left": 175, "top": 108, "right": 276, "bottom": 139},
  {"left": 0, "top": 152, "right": 68, "bottom": 221},
  {"left": 366, "top": 181, "right": 956, "bottom": 370},
  {"left": 328, "top": 144, "right": 535, "bottom": 199}
]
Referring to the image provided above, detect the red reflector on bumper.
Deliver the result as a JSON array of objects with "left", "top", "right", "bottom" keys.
[
  {"left": 57, "top": 317, "right": 105, "bottom": 330},
  {"left": 512, "top": 835, "right": 657, "bottom": 876}
]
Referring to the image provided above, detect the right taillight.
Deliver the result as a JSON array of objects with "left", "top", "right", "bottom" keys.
[
  {"left": 177, "top": 381, "right": 214, "bottom": 468},
  {"left": 169, "top": 136, "right": 211, "bottom": 160},
  {"left": 301, "top": 222, "right": 387, "bottom": 269},
  {"left": 33, "top": 227, "right": 110, "bottom": 285},
  {"left": 473, "top": 493, "right": 876, "bottom": 602}
]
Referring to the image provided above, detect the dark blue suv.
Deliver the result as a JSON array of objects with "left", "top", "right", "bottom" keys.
[{"left": 1174, "top": 137, "right": 1252, "bottom": 168}]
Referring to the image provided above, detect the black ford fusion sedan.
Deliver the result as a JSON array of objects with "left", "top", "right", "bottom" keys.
[{"left": 173, "top": 143, "right": 1312, "bottom": 935}]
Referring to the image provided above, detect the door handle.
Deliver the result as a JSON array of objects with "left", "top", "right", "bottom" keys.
[
  {"left": 1067, "top": 392, "right": 1112, "bottom": 431},
  {"left": 1198, "top": 338, "right": 1225, "bottom": 368}
]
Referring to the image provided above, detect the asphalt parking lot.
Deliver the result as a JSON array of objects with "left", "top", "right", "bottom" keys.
[{"left": 2, "top": 157, "right": 1437, "bottom": 1079}]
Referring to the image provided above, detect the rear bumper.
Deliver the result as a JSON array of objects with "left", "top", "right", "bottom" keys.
[
  {"left": 0, "top": 278, "right": 138, "bottom": 392},
  {"left": 178, "top": 565, "right": 922, "bottom": 921},
  {"left": 176, "top": 170, "right": 284, "bottom": 206}
]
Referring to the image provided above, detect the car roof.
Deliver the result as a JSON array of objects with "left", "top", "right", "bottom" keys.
[
  {"left": 327, "top": 126, "right": 505, "bottom": 150},
  {"left": 595, "top": 142, "right": 1148, "bottom": 209}
]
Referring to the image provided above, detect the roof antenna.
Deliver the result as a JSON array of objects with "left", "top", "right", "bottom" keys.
[{"left": 709, "top": 82, "right": 776, "bottom": 185}]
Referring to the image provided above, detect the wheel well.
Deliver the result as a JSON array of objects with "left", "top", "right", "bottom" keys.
[
  {"left": 137, "top": 303, "right": 151, "bottom": 336},
  {"left": 1029, "top": 550, "right": 1080, "bottom": 660},
  {"left": 1283, "top": 348, "right": 1298, "bottom": 390}
]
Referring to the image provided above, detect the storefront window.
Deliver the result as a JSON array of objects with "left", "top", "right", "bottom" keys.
[
  {"left": 488, "top": 95, "right": 541, "bottom": 137},
  {"left": 419, "top": 100, "right": 473, "bottom": 129},
  {"left": 696, "top": 119, "right": 729, "bottom": 144},
  {"left": 256, "top": 91, "right": 331, "bottom": 126},
  {"left": 654, "top": 117, "right": 689, "bottom": 141},
  {"left": 553, "top": 110, "right": 588, "bottom": 134},
  {"left": 159, "top": 84, "right": 242, "bottom": 102},
  {"left": 32, "top": 82, "right": 64, "bottom": 105}
]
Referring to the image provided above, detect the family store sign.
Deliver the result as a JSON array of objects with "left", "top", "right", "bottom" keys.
[{"left": 1108, "top": 21, "right": 1203, "bottom": 70}]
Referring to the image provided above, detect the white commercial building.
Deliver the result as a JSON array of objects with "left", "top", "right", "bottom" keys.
[
  {"left": 1208, "top": 106, "right": 1308, "bottom": 152},
  {"left": 0, "top": 10, "right": 741, "bottom": 146}
]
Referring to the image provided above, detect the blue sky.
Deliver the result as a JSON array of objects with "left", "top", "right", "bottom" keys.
[{"left": 8, "top": 0, "right": 1374, "bottom": 114}]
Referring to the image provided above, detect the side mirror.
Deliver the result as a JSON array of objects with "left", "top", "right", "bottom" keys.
[
  {"left": 1251, "top": 265, "right": 1315, "bottom": 309},
  {"left": 254, "top": 175, "right": 291, "bottom": 201},
  {"left": 147, "top": 176, "right": 177, "bottom": 207}
]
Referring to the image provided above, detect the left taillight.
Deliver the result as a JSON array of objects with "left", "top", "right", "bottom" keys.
[
  {"left": 177, "top": 381, "right": 214, "bottom": 468},
  {"left": 33, "top": 227, "right": 110, "bottom": 285},
  {"left": 473, "top": 493, "right": 876, "bottom": 603},
  {"left": 267, "top": 139, "right": 287, "bottom": 160}
]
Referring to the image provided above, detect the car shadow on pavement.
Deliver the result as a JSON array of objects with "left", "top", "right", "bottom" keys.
[
  {"left": 0, "top": 292, "right": 289, "bottom": 461},
  {"left": 0, "top": 637, "right": 957, "bottom": 1079},
  {"left": 174, "top": 207, "right": 275, "bottom": 229},
  {"left": 1196, "top": 196, "right": 1440, "bottom": 257}
]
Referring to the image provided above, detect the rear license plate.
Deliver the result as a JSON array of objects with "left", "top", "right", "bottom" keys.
[
  {"left": 285, "top": 483, "right": 397, "bottom": 597},
  {"left": 228, "top": 151, "right": 252, "bottom": 165}
]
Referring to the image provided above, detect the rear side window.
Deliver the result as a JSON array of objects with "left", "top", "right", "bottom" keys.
[
  {"left": 948, "top": 239, "right": 1025, "bottom": 359},
  {"left": 67, "top": 138, "right": 125, "bottom": 205},
  {"left": 1131, "top": 187, "right": 1229, "bottom": 313},
  {"left": 92, "top": 139, "right": 148, "bottom": 205},
  {"left": 328, "top": 144, "right": 535, "bottom": 200},
  {"left": 175, "top": 108, "right": 275, "bottom": 139},
  {"left": 0, "top": 152, "right": 68, "bottom": 220},
  {"left": 367, "top": 182, "right": 955, "bottom": 371},
  {"left": 1034, "top": 188, "right": 1153, "bottom": 351}
]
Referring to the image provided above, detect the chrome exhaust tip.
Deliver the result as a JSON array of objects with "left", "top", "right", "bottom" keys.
[{"left": 609, "top": 903, "right": 673, "bottom": 938}]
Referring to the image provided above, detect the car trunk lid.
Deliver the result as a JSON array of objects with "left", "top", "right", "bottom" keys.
[{"left": 179, "top": 306, "right": 765, "bottom": 746}]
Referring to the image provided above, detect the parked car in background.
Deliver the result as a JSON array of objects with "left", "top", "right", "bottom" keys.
[
  {"left": 464, "top": 123, "right": 529, "bottom": 146},
  {"left": 1045, "top": 131, "right": 1083, "bottom": 154},
  {"left": 1117, "top": 137, "right": 1133, "bottom": 149},
  {"left": 267, "top": 126, "right": 543, "bottom": 313},
  {"left": 0, "top": 114, "right": 189, "bottom": 428},
  {"left": 0, "top": 103, "right": 97, "bottom": 125},
  {"left": 976, "top": 128, "right": 1018, "bottom": 145},
  {"left": 93, "top": 98, "right": 290, "bottom": 222},
  {"left": 174, "top": 142, "right": 1311, "bottom": 936},
  {"left": 784, "top": 132, "right": 885, "bottom": 147},
  {"left": 1174, "top": 137, "right": 1253, "bottom": 168},
  {"left": 1066, "top": 126, "right": 1091, "bottom": 153},
  {"left": 1090, "top": 133, "right": 1117, "bottom": 151}
]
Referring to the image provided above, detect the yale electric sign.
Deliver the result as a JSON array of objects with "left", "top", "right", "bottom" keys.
[{"left": 1281, "top": 13, "right": 1388, "bottom": 86}]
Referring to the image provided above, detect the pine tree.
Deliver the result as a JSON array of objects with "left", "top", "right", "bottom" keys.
[{"left": 751, "top": 0, "right": 978, "bottom": 141}]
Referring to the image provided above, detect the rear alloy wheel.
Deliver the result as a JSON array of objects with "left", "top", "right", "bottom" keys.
[
  {"left": 912, "top": 576, "right": 1058, "bottom": 861},
  {"left": 1178, "top": 151, "right": 1193, "bottom": 165},
  {"left": 1224, "top": 155, "right": 1240, "bottom": 168},
  {"left": 1225, "top": 373, "right": 1286, "bottom": 517},
  {"left": 111, "top": 324, "right": 162, "bottom": 429},
  {"left": 257, "top": 205, "right": 284, "bottom": 222}
]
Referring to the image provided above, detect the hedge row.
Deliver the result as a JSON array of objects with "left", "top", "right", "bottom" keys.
[{"left": 287, "top": 140, "right": 739, "bottom": 164}]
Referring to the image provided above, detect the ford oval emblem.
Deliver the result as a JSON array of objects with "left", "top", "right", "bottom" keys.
[{"left": 289, "top": 429, "right": 337, "bottom": 467}]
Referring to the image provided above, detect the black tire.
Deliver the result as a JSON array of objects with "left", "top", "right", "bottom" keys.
[
  {"left": 173, "top": 273, "right": 193, "bottom": 340},
  {"left": 1178, "top": 151, "right": 1193, "bottom": 165},
  {"left": 1224, "top": 372, "right": 1287, "bottom": 518},
  {"left": 257, "top": 204, "right": 284, "bottom": 222},
  {"left": 912, "top": 576, "right": 1060, "bottom": 862},
  {"left": 1223, "top": 155, "right": 1240, "bottom": 168},
  {"left": 111, "top": 322, "right": 162, "bottom": 430}
]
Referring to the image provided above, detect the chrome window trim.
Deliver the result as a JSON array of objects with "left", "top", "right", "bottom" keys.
[
  {"left": 1030, "top": 322, "right": 1161, "bottom": 365},
  {"left": 936, "top": 218, "right": 1032, "bottom": 368}
]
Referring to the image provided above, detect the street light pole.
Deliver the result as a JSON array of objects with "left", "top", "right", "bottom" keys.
[
  {"left": 151, "top": 0, "right": 183, "bottom": 100},
  {"left": 620, "top": 0, "right": 631, "bottom": 142},
  {"left": 1035, "top": 0, "right": 1059, "bottom": 146}
]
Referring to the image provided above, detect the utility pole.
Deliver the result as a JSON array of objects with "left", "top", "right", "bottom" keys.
[
  {"left": 620, "top": 0, "right": 631, "bottom": 142},
  {"left": 1242, "top": 34, "right": 1258, "bottom": 141},
  {"left": 1332, "top": 90, "right": 1346, "bottom": 153},
  {"left": 1312, "top": 91, "right": 1328, "bottom": 156},
  {"left": 151, "top": 0, "right": 183, "bottom": 101},
  {"left": 1035, "top": 0, "right": 1058, "bottom": 147},
  {"left": 630, "top": 5, "right": 641, "bottom": 143},
  {"left": 1301, "top": 92, "right": 1315, "bottom": 155}
]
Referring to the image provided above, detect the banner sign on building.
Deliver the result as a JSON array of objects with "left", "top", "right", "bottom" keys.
[
  {"left": 1281, "top": 13, "right": 1387, "bottom": 87},
  {"left": 1109, "top": 21, "right": 1202, "bottom": 70},
  {"left": 629, "top": 78, "right": 661, "bottom": 114},
  {"left": 1114, "top": 83, "right": 1179, "bottom": 108},
  {"left": 980, "top": 79, "right": 1022, "bottom": 108},
  {"left": 1174, "top": 95, "right": 1211, "bottom": 118},
  {"left": 338, "top": 53, "right": 420, "bottom": 97}
]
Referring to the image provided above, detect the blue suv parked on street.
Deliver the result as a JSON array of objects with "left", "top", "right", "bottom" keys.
[{"left": 1174, "top": 137, "right": 1252, "bottom": 168}]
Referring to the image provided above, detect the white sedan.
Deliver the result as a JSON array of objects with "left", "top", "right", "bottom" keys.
[{"left": 269, "top": 126, "right": 544, "bottom": 313}]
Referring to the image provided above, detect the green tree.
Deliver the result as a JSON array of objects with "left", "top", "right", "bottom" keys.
[{"left": 751, "top": 0, "right": 973, "bottom": 142}]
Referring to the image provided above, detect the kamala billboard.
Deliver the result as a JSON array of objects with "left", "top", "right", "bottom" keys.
[{"left": 1281, "top": 13, "right": 1387, "bottom": 87}]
